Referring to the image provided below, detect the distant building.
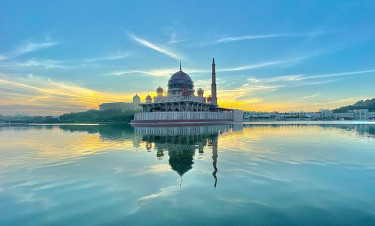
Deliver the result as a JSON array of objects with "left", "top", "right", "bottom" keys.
[
  {"left": 320, "top": 109, "right": 333, "bottom": 118},
  {"left": 355, "top": 109, "right": 369, "bottom": 120},
  {"left": 99, "top": 94, "right": 142, "bottom": 112},
  {"left": 331, "top": 109, "right": 374, "bottom": 120},
  {"left": 306, "top": 112, "right": 321, "bottom": 118},
  {"left": 244, "top": 109, "right": 375, "bottom": 120}
]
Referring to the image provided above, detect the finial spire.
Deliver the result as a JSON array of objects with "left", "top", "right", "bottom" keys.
[
  {"left": 213, "top": 57, "right": 215, "bottom": 64},
  {"left": 179, "top": 60, "right": 182, "bottom": 71}
]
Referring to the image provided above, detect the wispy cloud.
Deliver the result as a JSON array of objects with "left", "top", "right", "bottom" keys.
[
  {"left": 216, "top": 33, "right": 303, "bottom": 43},
  {"left": 0, "top": 41, "right": 59, "bottom": 61},
  {"left": 302, "top": 69, "right": 375, "bottom": 80},
  {"left": 110, "top": 68, "right": 206, "bottom": 77},
  {"left": 302, "top": 93, "right": 320, "bottom": 99},
  {"left": 85, "top": 51, "right": 131, "bottom": 62},
  {"left": 109, "top": 54, "right": 319, "bottom": 77},
  {"left": 247, "top": 68, "right": 375, "bottom": 85},
  {"left": 129, "top": 33, "right": 180, "bottom": 60},
  {"left": 298, "top": 79, "right": 338, "bottom": 86},
  {"left": 221, "top": 62, "right": 278, "bottom": 72},
  {"left": 193, "top": 30, "right": 332, "bottom": 46},
  {"left": 13, "top": 41, "right": 58, "bottom": 57},
  {"left": 219, "top": 51, "right": 325, "bottom": 72},
  {"left": 0, "top": 58, "right": 71, "bottom": 69},
  {"left": 167, "top": 32, "right": 185, "bottom": 45},
  {"left": 219, "top": 59, "right": 299, "bottom": 72},
  {"left": 110, "top": 69, "right": 174, "bottom": 77},
  {"left": 247, "top": 74, "right": 303, "bottom": 83}
]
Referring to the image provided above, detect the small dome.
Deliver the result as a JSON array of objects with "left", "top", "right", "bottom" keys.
[
  {"left": 133, "top": 94, "right": 140, "bottom": 99},
  {"left": 156, "top": 86, "right": 163, "bottom": 92},
  {"left": 133, "top": 94, "right": 140, "bottom": 103},
  {"left": 146, "top": 94, "right": 152, "bottom": 100}
]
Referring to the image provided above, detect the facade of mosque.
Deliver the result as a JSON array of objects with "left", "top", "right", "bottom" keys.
[
  {"left": 140, "top": 60, "right": 215, "bottom": 112},
  {"left": 131, "top": 58, "right": 243, "bottom": 124}
]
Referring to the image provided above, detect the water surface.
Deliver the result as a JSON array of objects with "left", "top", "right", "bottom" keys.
[{"left": 1, "top": 122, "right": 375, "bottom": 225}]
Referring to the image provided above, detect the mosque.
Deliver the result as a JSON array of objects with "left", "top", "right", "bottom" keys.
[
  {"left": 131, "top": 58, "right": 243, "bottom": 124},
  {"left": 140, "top": 59, "right": 217, "bottom": 112}
]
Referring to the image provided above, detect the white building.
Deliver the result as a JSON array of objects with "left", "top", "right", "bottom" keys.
[
  {"left": 99, "top": 94, "right": 142, "bottom": 112},
  {"left": 320, "top": 109, "right": 333, "bottom": 118},
  {"left": 244, "top": 109, "right": 375, "bottom": 120}
]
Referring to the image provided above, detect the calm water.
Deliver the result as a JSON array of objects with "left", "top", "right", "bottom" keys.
[{"left": 1, "top": 122, "right": 375, "bottom": 225}]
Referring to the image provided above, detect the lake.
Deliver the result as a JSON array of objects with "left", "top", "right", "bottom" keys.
[{"left": 1, "top": 122, "right": 375, "bottom": 225}]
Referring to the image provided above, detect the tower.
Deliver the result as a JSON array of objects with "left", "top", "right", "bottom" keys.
[
  {"left": 156, "top": 86, "right": 164, "bottom": 96},
  {"left": 197, "top": 88, "right": 204, "bottom": 97},
  {"left": 133, "top": 94, "right": 140, "bottom": 104},
  {"left": 146, "top": 94, "right": 152, "bottom": 103},
  {"left": 211, "top": 58, "right": 218, "bottom": 106}
]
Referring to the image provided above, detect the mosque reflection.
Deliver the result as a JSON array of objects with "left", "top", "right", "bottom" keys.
[
  {"left": 57, "top": 123, "right": 375, "bottom": 187},
  {"left": 59, "top": 123, "right": 241, "bottom": 187},
  {"left": 134, "top": 125, "right": 235, "bottom": 187}
]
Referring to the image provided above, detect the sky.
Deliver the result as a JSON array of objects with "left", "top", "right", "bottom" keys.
[{"left": 1, "top": 0, "right": 375, "bottom": 115}]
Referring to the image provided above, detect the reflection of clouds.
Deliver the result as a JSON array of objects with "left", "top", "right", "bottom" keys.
[
  {"left": 137, "top": 185, "right": 178, "bottom": 204},
  {"left": 219, "top": 124, "right": 375, "bottom": 169},
  {"left": 0, "top": 126, "right": 136, "bottom": 172},
  {"left": 146, "top": 164, "right": 172, "bottom": 173}
]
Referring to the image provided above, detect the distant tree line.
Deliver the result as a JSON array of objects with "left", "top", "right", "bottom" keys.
[
  {"left": 333, "top": 98, "right": 375, "bottom": 113},
  {"left": 0, "top": 115, "right": 60, "bottom": 123},
  {"left": 59, "top": 109, "right": 139, "bottom": 123},
  {"left": 0, "top": 109, "right": 140, "bottom": 123}
]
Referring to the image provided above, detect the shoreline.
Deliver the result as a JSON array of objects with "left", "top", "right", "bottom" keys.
[{"left": 2, "top": 120, "right": 375, "bottom": 126}]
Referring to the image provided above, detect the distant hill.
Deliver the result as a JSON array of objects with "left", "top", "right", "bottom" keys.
[{"left": 333, "top": 98, "right": 375, "bottom": 113}]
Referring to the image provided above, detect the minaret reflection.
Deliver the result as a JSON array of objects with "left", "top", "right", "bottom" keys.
[
  {"left": 208, "top": 134, "right": 218, "bottom": 188},
  {"left": 134, "top": 125, "right": 235, "bottom": 187}
]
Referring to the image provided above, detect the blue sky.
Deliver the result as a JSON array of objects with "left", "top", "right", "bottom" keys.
[{"left": 1, "top": 0, "right": 375, "bottom": 115}]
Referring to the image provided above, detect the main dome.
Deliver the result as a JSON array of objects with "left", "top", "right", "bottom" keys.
[{"left": 168, "top": 70, "right": 194, "bottom": 89}]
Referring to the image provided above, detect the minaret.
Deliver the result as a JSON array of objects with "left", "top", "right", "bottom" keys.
[{"left": 211, "top": 58, "right": 218, "bottom": 106}]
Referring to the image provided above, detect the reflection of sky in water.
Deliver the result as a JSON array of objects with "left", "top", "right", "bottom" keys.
[{"left": 1, "top": 123, "right": 375, "bottom": 225}]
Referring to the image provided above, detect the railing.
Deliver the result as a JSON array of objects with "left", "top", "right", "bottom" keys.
[
  {"left": 134, "top": 111, "right": 233, "bottom": 121},
  {"left": 153, "top": 95, "right": 206, "bottom": 103}
]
